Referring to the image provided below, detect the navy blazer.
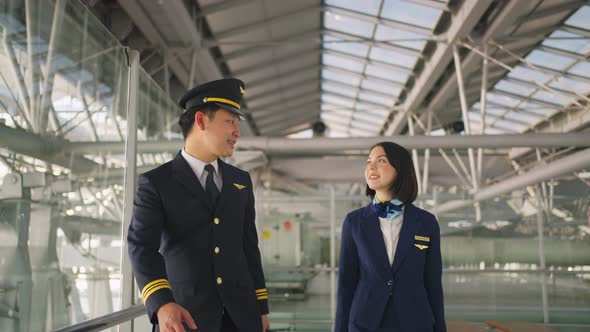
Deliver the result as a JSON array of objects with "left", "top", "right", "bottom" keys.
[
  {"left": 335, "top": 203, "right": 446, "bottom": 332},
  {"left": 128, "top": 152, "right": 268, "bottom": 332}
]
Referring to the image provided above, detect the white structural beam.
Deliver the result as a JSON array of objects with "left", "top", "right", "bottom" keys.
[
  {"left": 118, "top": 0, "right": 221, "bottom": 85},
  {"left": 432, "top": 148, "right": 590, "bottom": 215},
  {"left": 60, "top": 133, "right": 590, "bottom": 155},
  {"left": 383, "top": 0, "right": 495, "bottom": 135}
]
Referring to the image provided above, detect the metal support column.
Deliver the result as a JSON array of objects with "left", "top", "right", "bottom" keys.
[
  {"left": 119, "top": 49, "right": 140, "bottom": 332},
  {"left": 534, "top": 186, "right": 550, "bottom": 324},
  {"left": 453, "top": 45, "right": 479, "bottom": 192},
  {"left": 422, "top": 110, "right": 432, "bottom": 195},
  {"left": 477, "top": 43, "right": 488, "bottom": 182},
  {"left": 453, "top": 45, "right": 481, "bottom": 221},
  {"left": 407, "top": 113, "right": 422, "bottom": 195},
  {"left": 39, "top": 0, "right": 65, "bottom": 134},
  {"left": 329, "top": 185, "right": 336, "bottom": 324}
]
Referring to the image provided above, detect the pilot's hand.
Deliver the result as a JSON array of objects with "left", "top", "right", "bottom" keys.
[{"left": 157, "top": 302, "right": 197, "bottom": 332}]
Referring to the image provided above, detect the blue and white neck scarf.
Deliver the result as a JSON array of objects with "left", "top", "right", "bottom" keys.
[{"left": 372, "top": 196, "right": 404, "bottom": 219}]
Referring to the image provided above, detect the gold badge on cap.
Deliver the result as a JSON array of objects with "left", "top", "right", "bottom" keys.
[{"left": 240, "top": 86, "right": 245, "bottom": 94}]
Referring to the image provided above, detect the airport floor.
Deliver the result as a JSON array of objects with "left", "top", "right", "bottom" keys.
[{"left": 266, "top": 272, "right": 590, "bottom": 331}]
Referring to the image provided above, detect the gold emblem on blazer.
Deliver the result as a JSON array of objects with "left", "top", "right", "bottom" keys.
[
  {"left": 414, "top": 235, "right": 430, "bottom": 242},
  {"left": 233, "top": 183, "right": 246, "bottom": 190},
  {"left": 414, "top": 244, "right": 429, "bottom": 250}
]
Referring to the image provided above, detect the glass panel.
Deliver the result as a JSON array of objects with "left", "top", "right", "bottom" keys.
[
  {"left": 357, "top": 90, "right": 393, "bottom": 107},
  {"left": 324, "top": 11, "right": 375, "bottom": 38},
  {"left": 381, "top": 0, "right": 442, "bottom": 29},
  {"left": 493, "top": 119, "right": 528, "bottom": 132},
  {"left": 365, "top": 63, "right": 410, "bottom": 83},
  {"left": 494, "top": 81, "right": 537, "bottom": 97},
  {"left": 487, "top": 92, "right": 522, "bottom": 108},
  {"left": 321, "top": 93, "right": 352, "bottom": 107},
  {"left": 526, "top": 50, "right": 575, "bottom": 71},
  {"left": 361, "top": 78, "right": 401, "bottom": 95},
  {"left": 322, "top": 69, "right": 362, "bottom": 86},
  {"left": 324, "top": 35, "right": 370, "bottom": 58},
  {"left": 322, "top": 53, "right": 365, "bottom": 73},
  {"left": 369, "top": 46, "right": 417, "bottom": 68},
  {"left": 549, "top": 76, "right": 590, "bottom": 95},
  {"left": 351, "top": 110, "right": 385, "bottom": 124},
  {"left": 543, "top": 30, "right": 590, "bottom": 55},
  {"left": 0, "top": 1, "right": 133, "bottom": 330},
  {"left": 374, "top": 24, "right": 428, "bottom": 51},
  {"left": 325, "top": 0, "right": 382, "bottom": 16},
  {"left": 568, "top": 61, "right": 590, "bottom": 77},
  {"left": 531, "top": 90, "right": 571, "bottom": 106},
  {"left": 508, "top": 65, "right": 552, "bottom": 83},
  {"left": 564, "top": 5, "right": 590, "bottom": 29},
  {"left": 322, "top": 82, "right": 358, "bottom": 98},
  {"left": 503, "top": 111, "right": 542, "bottom": 124}
]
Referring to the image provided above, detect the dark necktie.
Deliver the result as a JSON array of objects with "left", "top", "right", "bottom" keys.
[{"left": 204, "top": 164, "right": 220, "bottom": 203}]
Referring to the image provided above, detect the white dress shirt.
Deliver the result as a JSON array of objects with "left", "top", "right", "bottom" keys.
[
  {"left": 379, "top": 212, "right": 404, "bottom": 266},
  {"left": 181, "top": 148, "right": 222, "bottom": 191}
]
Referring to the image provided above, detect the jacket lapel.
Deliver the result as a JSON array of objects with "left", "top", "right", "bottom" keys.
[
  {"left": 215, "top": 158, "right": 234, "bottom": 210},
  {"left": 360, "top": 204, "right": 392, "bottom": 277},
  {"left": 170, "top": 152, "right": 212, "bottom": 209},
  {"left": 391, "top": 203, "right": 421, "bottom": 274}
]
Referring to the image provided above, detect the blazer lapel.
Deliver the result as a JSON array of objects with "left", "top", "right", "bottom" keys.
[
  {"left": 216, "top": 159, "right": 235, "bottom": 209},
  {"left": 171, "top": 152, "right": 212, "bottom": 209},
  {"left": 360, "top": 204, "right": 392, "bottom": 277},
  {"left": 391, "top": 203, "right": 421, "bottom": 274}
]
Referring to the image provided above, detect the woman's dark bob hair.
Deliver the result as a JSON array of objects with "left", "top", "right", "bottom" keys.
[{"left": 365, "top": 141, "right": 418, "bottom": 203}]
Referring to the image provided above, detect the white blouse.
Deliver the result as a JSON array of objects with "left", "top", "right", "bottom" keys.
[{"left": 379, "top": 212, "right": 404, "bottom": 266}]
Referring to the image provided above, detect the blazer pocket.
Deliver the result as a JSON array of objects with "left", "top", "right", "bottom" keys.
[{"left": 414, "top": 243, "right": 429, "bottom": 250}]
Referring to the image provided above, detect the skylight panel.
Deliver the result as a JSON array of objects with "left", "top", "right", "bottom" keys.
[
  {"left": 322, "top": 94, "right": 352, "bottom": 107},
  {"left": 358, "top": 91, "right": 393, "bottom": 107},
  {"left": 531, "top": 90, "right": 571, "bottom": 106},
  {"left": 324, "top": 11, "right": 375, "bottom": 38},
  {"left": 494, "top": 81, "right": 537, "bottom": 97},
  {"left": 361, "top": 79, "right": 401, "bottom": 95},
  {"left": 564, "top": 5, "right": 590, "bottom": 29},
  {"left": 381, "top": 0, "right": 442, "bottom": 29},
  {"left": 322, "top": 82, "right": 358, "bottom": 98},
  {"left": 549, "top": 76, "right": 590, "bottom": 94},
  {"left": 542, "top": 30, "right": 590, "bottom": 55},
  {"left": 325, "top": 0, "right": 382, "bottom": 16},
  {"left": 322, "top": 69, "right": 362, "bottom": 86},
  {"left": 503, "top": 111, "right": 543, "bottom": 124},
  {"left": 365, "top": 63, "right": 410, "bottom": 83},
  {"left": 568, "top": 61, "right": 590, "bottom": 77},
  {"left": 374, "top": 24, "right": 428, "bottom": 51},
  {"left": 324, "top": 35, "right": 370, "bottom": 57},
  {"left": 526, "top": 50, "right": 575, "bottom": 71},
  {"left": 322, "top": 53, "right": 365, "bottom": 72},
  {"left": 508, "top": 65, "right": 552, "bottom": 82},
  {"left": 369, "top": 46, "right": 417, "bottom": 68}
]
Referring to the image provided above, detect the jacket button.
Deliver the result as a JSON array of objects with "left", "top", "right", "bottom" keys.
[
  {"left": 387, "top": 280, "right": 393, "bottom": 286},
  {"left": 217, "top": 277, "right": 223, "bottom": 285},
  {"left": 214, "top": 218, "right": 220, "bottom": 225},
  {"left": 214, "top": 247, "right": 220, "bottom": 254}
]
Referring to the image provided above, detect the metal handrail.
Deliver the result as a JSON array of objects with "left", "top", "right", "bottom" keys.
[
  {"left": 50, "top": 305, "right": 590, "bottom": 332},
  {"left": 52, "top": 304, "right": 144, "bottom": 332}
]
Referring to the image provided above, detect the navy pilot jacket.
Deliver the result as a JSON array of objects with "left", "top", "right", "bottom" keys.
[{"left": 127, "top": 152, "right": 268, "bottom": 332}]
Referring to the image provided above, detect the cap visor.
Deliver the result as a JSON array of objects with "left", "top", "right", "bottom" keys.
[{"left": 214, "top": 102, "right": 245, "bottom": 119}]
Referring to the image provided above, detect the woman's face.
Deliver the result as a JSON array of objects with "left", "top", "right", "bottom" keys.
[{"left": 365, "top": 145, "right": 398, "bottom": 195}]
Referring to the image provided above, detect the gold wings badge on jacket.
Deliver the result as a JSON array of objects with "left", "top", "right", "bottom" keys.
[{"left": 233, "top": 183, "right": 246, "bottom": 190}]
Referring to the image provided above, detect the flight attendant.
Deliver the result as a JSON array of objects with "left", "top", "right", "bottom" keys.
[{"left": 335, "top": 141, "right": 446, "bottom": 332}]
